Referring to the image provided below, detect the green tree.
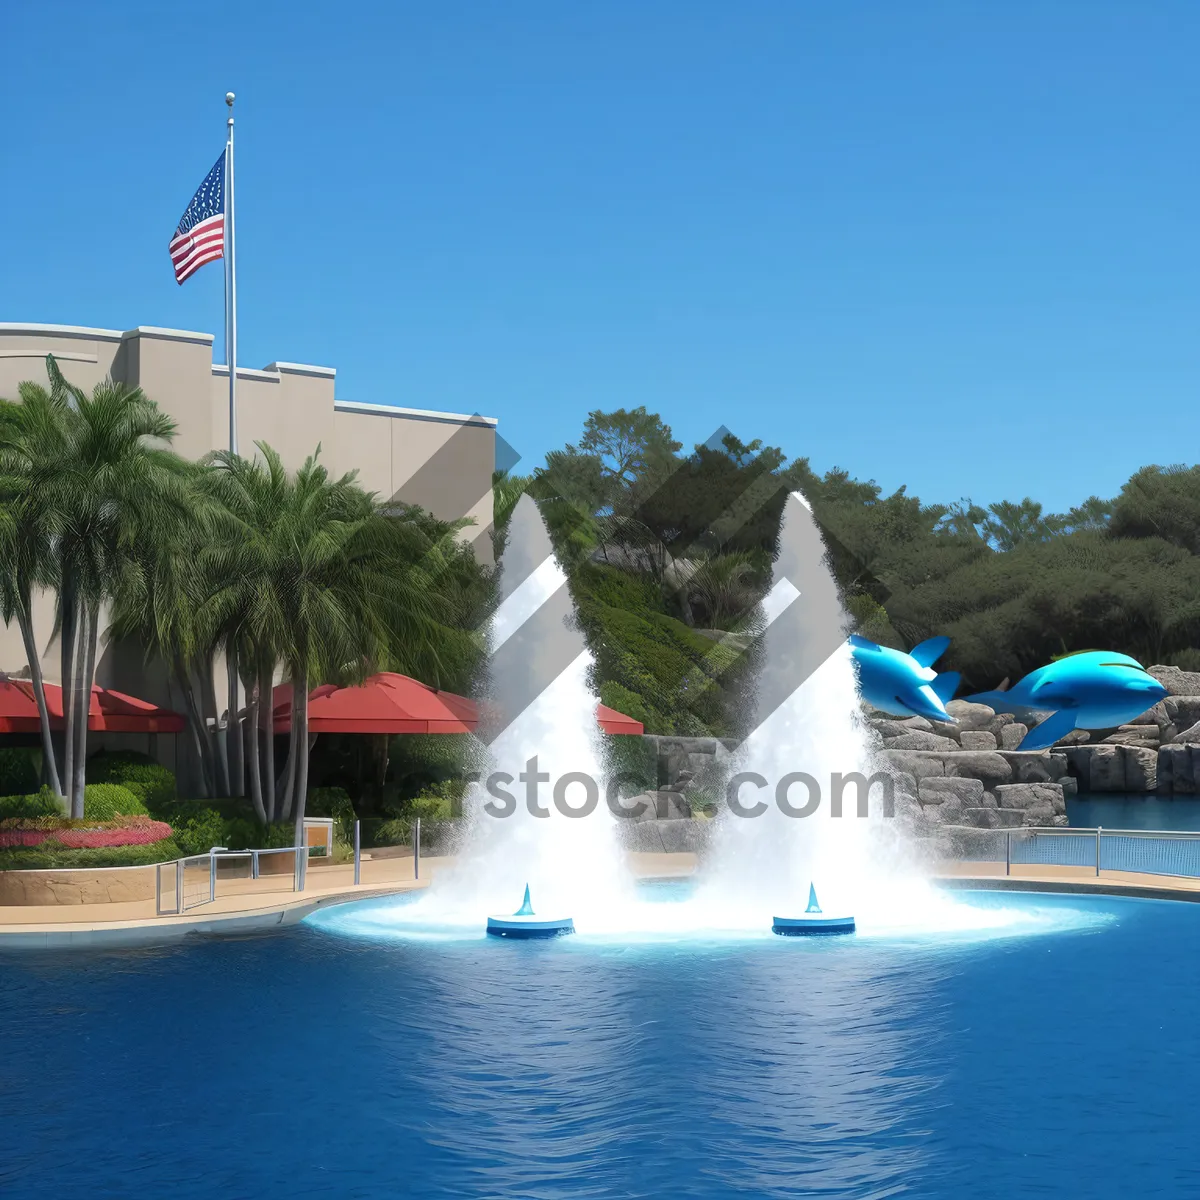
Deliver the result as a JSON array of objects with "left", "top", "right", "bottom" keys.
[
  {"left": 199, "top": 445, "right": 466, "bottom": 838},
  {"left": 571, "top": 407, "right": 682, "bottom": 505},
  {"left": 0, "top": 358, "right": 191, "bottom": 816},
  {"left": 0, "top": 378, "right": 71, "bottom": 798},
  {"left": 1109, "top": 465, "right": 1200, "bottom": 552},
  {"left": 978, "top": 498, "right": 1065, "bottom": 551}
]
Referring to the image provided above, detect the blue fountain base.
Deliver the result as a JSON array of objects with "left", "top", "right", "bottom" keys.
[
  {"left": 772, "top": 914, "right": 856, "bottom": 936},
  {"left": 487, "top": 915, "right": 575, "bottom": 939}
]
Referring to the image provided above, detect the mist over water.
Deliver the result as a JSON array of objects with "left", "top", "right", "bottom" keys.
[
  {"left": 409, "top": 496, "right": 632, "bottom": 927},
  {"left": 324, "top": 491, "right": 1093, "bottom": 943}
]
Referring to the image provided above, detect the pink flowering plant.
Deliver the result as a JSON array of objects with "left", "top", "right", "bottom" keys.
[{"left": 0, "top": 815, "right": 173, "bottom": 849}]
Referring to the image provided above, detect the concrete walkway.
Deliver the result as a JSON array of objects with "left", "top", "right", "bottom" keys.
[
  {"left": 0, "top": 851, "right": 700, "bottom": 948},
  {"left": 2, "top": 852, "right": 1198, "bottom": 948}
]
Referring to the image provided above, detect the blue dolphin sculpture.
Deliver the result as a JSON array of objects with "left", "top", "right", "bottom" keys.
[
  {"left": 968, "top": 651, "right": 1168, "bottom": 751},
  {"left": 849, "top": 635, "right": 961, "bottom": 722}
]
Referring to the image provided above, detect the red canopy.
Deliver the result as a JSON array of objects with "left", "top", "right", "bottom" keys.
[
  {"left": 0, "top": 679, "right": 184, "bottom": 734},
  {"left": 272, "top": 674, "right": 477, "bottom": 735},
  {"left": 596, "top": 702, "right": 644, "bottom": 735},
  {"left": 0, "top": 680, "right": 43, "bottom": 733},
  {"left": 271, "top": 673, "right": 644, "bottom": 736}
]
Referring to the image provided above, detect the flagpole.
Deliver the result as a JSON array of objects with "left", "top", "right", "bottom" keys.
[
  {"left": 225, "top": 91, "right": 238, "bottom": 456},
  {"left": 223, "top": 90, "right": 243, "bottom": 797}
]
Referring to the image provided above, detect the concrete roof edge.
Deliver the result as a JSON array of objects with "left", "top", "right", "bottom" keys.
[
  {"left": 334, "top": 400, "right": 498, "bottom": 428},
  {"left": 263, "top": 361, "right": 336, "bottom": 379}
]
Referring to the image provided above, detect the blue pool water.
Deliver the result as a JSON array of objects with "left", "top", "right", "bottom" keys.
[
  {"left": 1069, "top": 792, "right": 1200, "bottom": 830},
  {"left": 1, "top": 888, "right": 1198, "bottom": 1199}
]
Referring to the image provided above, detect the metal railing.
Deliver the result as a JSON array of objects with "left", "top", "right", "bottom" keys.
[
  {"left": 351, "top": 818, "right": 419, "bottom": 885},
  {"left": 154, "top": 845, "right": 308, "bottom": 916},
  {"left": 945, "top": 825, "right": 1200, "bottom": 881}
]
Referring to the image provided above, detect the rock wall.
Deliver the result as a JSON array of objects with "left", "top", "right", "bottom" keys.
[
  {"left": 870, "top": 664, "right": 1200, "bottom": 831},
  {"left": 628, "top": 665, "right": 1200, "bottom": 846}
]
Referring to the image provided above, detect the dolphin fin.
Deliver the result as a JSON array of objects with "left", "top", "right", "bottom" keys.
[
  {"left": 1018, "top": 709, "right": 1077, "bottom": 751},
  {"left": 930, "top": 671, "right": 960, "bottom": 705},
  {"left": 849, "top": 635, "right": 880, "bottom": 651},
  {"left": 968, "top": 689, "right": 1018, "bottom": 714},
  {"left": 910, "top": 636, "right": 950, "bottom": 668}
]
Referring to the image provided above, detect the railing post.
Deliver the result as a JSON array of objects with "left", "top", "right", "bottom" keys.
[
  {"left": 251, "top": 849, "right": 259, "bottom": 880},
  {"left": 209, "top": 852, "right": 217, "bottom": 903},
  {"left": 155, "top": 863, "right": 163, "bottom": 915},
  {"left": 1096, "top": 826, "right": 1102, "bottom": 877},
  {"left": 1005, "top": 830, "right": 1011, "bottom": 877},
  {"left": 175, "top": 858, "right": 183, "bottom": 913},
  {"left": 414, "top": 817, "right": 420, "bottom": 881},
  {"left": 353, "top": 819, "right": 361, "bottom": 886}
]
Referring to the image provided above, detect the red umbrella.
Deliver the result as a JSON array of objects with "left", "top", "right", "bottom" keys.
[
  {"left": 272, "top": 673, "right": 476, "bottom": 735},
  {"left": 270, "top": 673, "right": 644, "bottom": 736},
  {"left": 596, "top": 702, "right": 644, "bottom": 735},
  {"left": 39, "top": 682, "right": 185, "bottom": 733},
  {"left": 0, "top": 680, "right": 44, "bottom": 733},
  {"left": 0, "top": 679, "right": 184, "bottom": 733}
]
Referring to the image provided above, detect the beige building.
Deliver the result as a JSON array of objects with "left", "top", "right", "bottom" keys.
[{"left": 0, "top": 322, "right": 497, "bottom": 784}]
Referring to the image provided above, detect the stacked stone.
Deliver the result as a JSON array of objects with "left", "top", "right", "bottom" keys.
[
  {"left": 870, "top": 665, "right": 1200, "bottom": 829},
  {"left": 872, "top": 699, "right": 1072, "bottom": 831},
  {"left": 1055, "top": 666, "right": 1200, "bottom": 794}
]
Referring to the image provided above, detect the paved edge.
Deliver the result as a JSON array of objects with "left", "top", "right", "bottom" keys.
[
  {"left": 0, "top": 885, "right": 416, "bottom": 951},
  {"left": 934, "top": 875, "right": 1200, "bottom": 904},
  {"left": 4, "top": 869, "right": 1199, "bottom": 950}
]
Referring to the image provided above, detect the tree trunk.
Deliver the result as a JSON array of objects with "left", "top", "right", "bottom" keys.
[
  {"left": 16, "top": 588, "right": 62, "bottom": 799},
  {"left": 174, "top": 660, "right": 214, "bottom": 799},
  {"left": 260, "top": 660, "right": 276, "bottom": 826},
  {"left": 279, "top": 683, "right": 301, "bottom": 823},
  {"left": 72, "top": 599, "right": 98, "bottom": 816},
  {"left": 59, "top": 579, "right": 77, "bottom": 814},
  {"left": 226, "top": 646, "right": 243, "bottom": 799},
  {"left": 292, "top": 666, "right": 310, "bottom": 849},
  {"left": 201, "top": 657, "right": 230, "bottom": 798},
  {"left": 245, "top": 674, "right": 266, "bottom": 824}
]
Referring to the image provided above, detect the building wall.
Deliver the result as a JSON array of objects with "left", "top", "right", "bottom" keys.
[{"left": 0, "top": 322, "right": 498, "bottom": 689}]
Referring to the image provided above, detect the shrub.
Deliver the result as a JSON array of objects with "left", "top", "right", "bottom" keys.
[
  {"left": 172, "top": 808, "right": 230, "bottom": 856},
  {"left": 83, "top": 783, "right": 148, "bottom": 820},
  {"left": 308, "top": 786, "right": 356, "bottom": 843},
  {"left": 86, "top": 751, "right": 176, "bottom": 811},
  {"left": 0, "top": 787, "right": 64, "bottom": 820},
  {"left": 409, "top": 792, "right": 452, "bottom": 821},
  {"left": 0, "top": 748, "right": 39, "bottom": 796},
  {"left": 0, "top": 839, "right": 181, "bottom": 869}
]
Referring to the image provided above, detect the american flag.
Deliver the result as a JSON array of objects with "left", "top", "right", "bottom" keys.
[{"left": 169, "top": 152, "right": 226, "bottom": 285}]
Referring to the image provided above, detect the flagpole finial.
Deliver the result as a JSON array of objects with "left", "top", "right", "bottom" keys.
[{"left": 225, "top": 92, "right": 235, "bottom": 126}]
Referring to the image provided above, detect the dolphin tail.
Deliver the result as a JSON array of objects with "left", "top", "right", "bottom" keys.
[
  {"left": 910, "top": 636, "right": 950, "bottom": 668},
  {"left": 1018, "top": 709, "right": 1078, "bottom": 751},
  {"left": 930, "top": 671, "right": 960, "bottom": 705}
]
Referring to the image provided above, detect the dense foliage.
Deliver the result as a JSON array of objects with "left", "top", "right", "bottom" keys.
[
  {"left": 496, "top": 408, "right": 1200, "bottom": 734},
  {"left": 0, "top": 356, "right": 489, "bottom": 840}
]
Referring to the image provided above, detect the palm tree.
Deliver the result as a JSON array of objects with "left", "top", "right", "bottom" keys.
[
  {"left": 0, "top": 377, "right": 71, "bottom": 799},
  {"left": 980, "top": 498, "right": 1067, "bottom": 552},
  {"left": 687, "top": 551, "right": 764, "bottom": 630},
  {"left": 14, "top": 358, "right": 192, "bottom": 816},
  {"left": 106, "top": 474, "right": 233, "bottom": 800},
  {"left": 199, "top": 444, "right": 468, "bottom": 841}
]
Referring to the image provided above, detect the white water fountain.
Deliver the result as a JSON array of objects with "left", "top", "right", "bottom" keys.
[
  {"left": 314, "top": 489, "right": 1101, "bottom": 945},
  {"left": 413, "top": 495, "right": 633, "bottom": 931}
]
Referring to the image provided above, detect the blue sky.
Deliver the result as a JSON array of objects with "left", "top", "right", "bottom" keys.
[{"left": 3, "top": 2, "right": 1197, "bottom": 513}]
